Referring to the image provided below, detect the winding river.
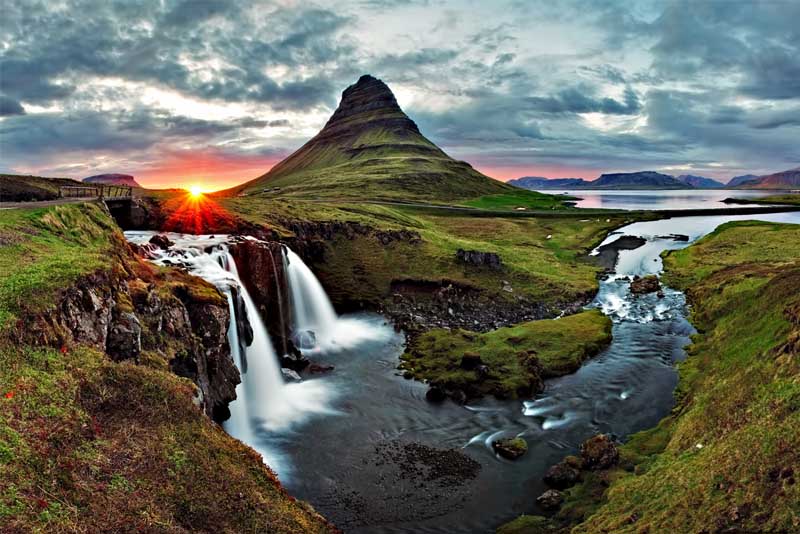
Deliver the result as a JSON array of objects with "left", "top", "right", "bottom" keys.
[{"left": 127, "top": 205, "right": 800, "bottom": 534}]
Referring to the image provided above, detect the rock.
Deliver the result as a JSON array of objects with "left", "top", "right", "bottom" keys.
[
  {"left": 630, "top": 274, "right": 660, "bottom": 295},
  {"left": 148, "top": 234, "right": 174, "bottom": 250},
  {"left": 460, "top": 351, "right": 483, "bottom": 370},
  {"left": 426, "top": 385, "right": 447, "bottom": 403},
  {"left": 492, "top": 437, "right": 528, "bottom": 460},
  {"left": 281, "top": 368, "right": 302, "bottom": 382},
  {"left": 657, "top": 290, "right": 665, "bottom": 299},
  {"left": 106, "top": 311, "right": 142, "bottom": 361},
  {"left": 281, "top": 352, "right": 310, "bottom": 372},
  {"left": 456, "top": 249, "right": 503, "bottom": 270},
  {"left": 307, "top": 363, "right": 335, "bottom": 374},
  {"left": 450, "top": 388, "right": 468, "bottom": 405},
  {"left": 536, "top": 489, "right": 564, "bottom": 511},
  {"left": 580, "top": 434, "right": 619, "bottom": 470},
  {"left": 230, "top": 287, "right": 254, "bottom": 347},
  {"left": 474, "top": 364, "right": 490, "bottom": 381},
  {"left": 294, "top": 329, "right": 317, "bottom": 350},
  {"left": 544, "top": 456, "right": 583, "bottom": 489}
]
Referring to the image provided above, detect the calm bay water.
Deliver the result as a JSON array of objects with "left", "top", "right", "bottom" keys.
[{"left": 538, "top": 189, "right": 781, "bottom": 210}]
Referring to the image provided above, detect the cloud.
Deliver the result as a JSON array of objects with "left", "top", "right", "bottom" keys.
[{"left": 0, "top": 95, "right": 25, "bottom": 116}]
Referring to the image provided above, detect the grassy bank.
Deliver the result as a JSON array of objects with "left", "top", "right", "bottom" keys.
[
  {"left": 500, "top": 220, "right": 800, "bottom": 533},
  {"left": 0, "top": 203, "right": 334, "bottom": 533},
  {"left": 223, "top": 197, "right": 635, "bottom": 309},
  {"left": 400, "top": 309, "right": 612, "bottom": 400}
]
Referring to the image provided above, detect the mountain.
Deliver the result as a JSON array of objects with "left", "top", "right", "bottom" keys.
[
  {"left": 589, "top": 171, "right": 686, "bottom": 189},
  {"left": 83, "top": 173, "right": 141, "bottom": 187},
  {"left": 508, "top": 177, "right": 590, "bottom": 189},
  {"left": 728, "top": 174, "right": 760, "bottom": 187},
  {"left": 233, "top": 75, "right": 515, "bottom": 201},
  {"left": 736, "top": 167, "right": 800, "bottom": 189},
  {"left": 676, "top": 174, "right": 724, "bottom": 189}
]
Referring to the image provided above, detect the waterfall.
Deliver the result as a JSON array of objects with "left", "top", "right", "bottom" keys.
[
  {"left": 123, "top": 231, "right": 336, "bottom": 480},
  {"left": 284, "top": 248, "right": 338, "bottom": 349}
]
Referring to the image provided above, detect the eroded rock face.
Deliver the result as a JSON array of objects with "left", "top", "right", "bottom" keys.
[
  {"left": 18, "top": 258, "right": 240, "bottom": 422},
  {"left": 537, "top": 489, "right": 564, "bottom": 511},
  {"left": 580, "top": 434, "right": 620, "bottom": 470},
  {"left": 630, "top": 274, "right": 660, "bottom": 295},
  {"left": 106, "top": 311, "right": 142, "bottom": 361}
]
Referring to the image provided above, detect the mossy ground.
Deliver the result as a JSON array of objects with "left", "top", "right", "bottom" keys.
[
  {"left": 499, "top": 220, "right": 800, "bottom": 533},
  {"left": 0, "top": 204, "right": 118, "bottom": 328},
  {"left": 0, "top": 203, "right": 334, "bottom": 533},
  {"left": 401, "top": 309, "right": 612, "bottom": 399}
]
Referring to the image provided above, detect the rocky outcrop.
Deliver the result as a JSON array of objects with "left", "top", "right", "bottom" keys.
[
  {"left": 537, "top": 489, "right": 564, "bottom": 511},
  {"left": 492, "top": 437, "right": 528, "bottom": 460},
  {"left": 83, "top": 173, "right": 141, "bottom": 188},
  {"left": 15, "top": 247, "right": 240, "bottom": 422},
  {"left": 456, "top": 249, "right": 503, "bottom": 270},
  {"left": 544, "top": 455, "right": 583, "bottom": 489},
  {"left": 580, "top": 434, "right": 619, "bottom": 470},
  {"left": 630, "top": 274, "right": 660, "bottom": 295}
]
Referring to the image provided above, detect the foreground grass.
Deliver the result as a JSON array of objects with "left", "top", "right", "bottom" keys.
[
  {"left": 0, "top": 203, "right": 334, "bottom": 533},
  {"left": 0, "top": 204, "right": 118, "bottom": 328},
  {"left": 502, "top": 220, "right": 800, "bottom": 533},
  {"left": 401, "top": 309, "right": 612, "bottom": 399},
  {"left": 223, "top": 197, "right": 635, "bottom": 309}
]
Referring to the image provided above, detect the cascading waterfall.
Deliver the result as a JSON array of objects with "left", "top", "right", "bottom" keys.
[
  {"left": 283, "top": 248, "right": 338, "bottom": 349},
  {"left": 281, "top": 248, "right": 387, "bottom": 353},
  {"left": 123, "top": 232, "right": 336, "bottom": 480}
]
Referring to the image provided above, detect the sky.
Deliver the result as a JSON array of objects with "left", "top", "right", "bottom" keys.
[{"left": 1, "top": 0, "right": 799, "bottom": 189}]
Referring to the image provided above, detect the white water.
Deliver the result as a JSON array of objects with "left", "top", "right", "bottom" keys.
[
  {"left": 124, "top": 232, "right": 337, "bottom": 480},
  {"left": 284, "top": 247, "right": 385, "bottom": 353}
]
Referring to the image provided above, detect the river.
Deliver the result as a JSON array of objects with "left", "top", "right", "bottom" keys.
[{"left": 126, "top": 208, "right": 800, "bottom": 534}]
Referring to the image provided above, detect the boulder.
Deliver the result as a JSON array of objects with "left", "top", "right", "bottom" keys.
[
  {"left": 544, "top": 455, "right": 583, "bottom": 489},
  {"left": 148, "top": 234, "right": 174, "bottom": 250},
  {"left": 460, "top": 351, "right": 483, "bottom": 370},
  {"left": 474, "top": 364, "right": 490, "bottom": 381},
  {"left": 536, "top": 489, "right": 564, "bottom": 511},
  {"left": 630, "top": 274, "right": 660, "bottom": 295},
  {"left": 281, "top": 368, "right": 302, "bottom": 382},
  {"left": 106, "top": 312, "right": 142, "bottom": 361},
  {"left": 456, "top": 249, "right": 503, "bottom": 270},
  {"left": 493, "top": 437, "right": 528, "bottom": 460},
  {"left": 307, "top": 363, "right": 335, "bottom": 374},
  {"left": 426, "top": 385, "right": 447, "bottom": 403},
  {"left": 580, "top": 434, "right": 619, "bottom": 470}
]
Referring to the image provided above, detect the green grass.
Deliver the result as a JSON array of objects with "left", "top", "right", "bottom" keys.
[
  {"left": 223, "top": 198, "right": 638, "bottom": 310},
  {"left": 460, "top": 190, "right": 575, "bottom": 212},
  {"left": 0, "top": 343, "right": 333, "bottom": 533},
  {"left": 0, "top": 174, "right": 81, "bottom": 202},
  {"left": 733, "top": 194, "right": 800, "bottom": 206},
  {"left": 0, "top": 203, "right": 118, "bottom": 328},
  {"left": 401, "top": 309, "right": 612, "bottom": 399},
  {"left": 503, "top": 220, "right": 800, "bottom": 534}
]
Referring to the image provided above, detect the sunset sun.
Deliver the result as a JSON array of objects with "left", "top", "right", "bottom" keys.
[{"left": 188, "top": 185, "right": 203, "bottom": 198}]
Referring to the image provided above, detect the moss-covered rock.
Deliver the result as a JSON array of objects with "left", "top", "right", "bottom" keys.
[
  {"left": 401, "top": 309, "right": 612, "bottom": 401},
  {"left": 493, "top": 437, "right": 528, "bottom": 460}
]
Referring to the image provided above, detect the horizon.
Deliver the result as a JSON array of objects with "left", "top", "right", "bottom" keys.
[{"left": 2, "top": 1, "right": 799, "bottom": 189}]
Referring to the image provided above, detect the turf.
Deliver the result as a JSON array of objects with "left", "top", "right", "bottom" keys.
[{"left": 400, "top": 309, "right": 612, "bottom": 399}]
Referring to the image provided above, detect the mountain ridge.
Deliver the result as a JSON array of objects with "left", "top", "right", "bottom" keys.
[{"left": 232, "top": 75, "right": 516, "bottom": 202}]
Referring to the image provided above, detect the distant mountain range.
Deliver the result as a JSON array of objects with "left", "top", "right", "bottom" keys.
[
  {"left": 676, "top": 174, "right": 725, "bottom": 189},
  {"left": 510, "top": 168, "right": 799, "bottom": 190},
  {"left": 83, "top": 173, "right": 141, "bottom": 188}
]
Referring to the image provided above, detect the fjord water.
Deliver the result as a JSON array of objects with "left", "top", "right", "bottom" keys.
[
  {"left": 545, "top": 188, "right": 780, "bottom": 210},
  {"left": 127, "top": 210, "right": 800, "bottom": 533}
]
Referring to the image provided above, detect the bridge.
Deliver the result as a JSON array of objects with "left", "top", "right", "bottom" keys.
[{"left": 59, "top": 184, "right": 133, "bottom": 202}]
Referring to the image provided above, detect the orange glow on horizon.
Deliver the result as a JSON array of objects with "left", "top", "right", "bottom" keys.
[{"left": 162, "top": 191, "right": 238, "bottom": 234}]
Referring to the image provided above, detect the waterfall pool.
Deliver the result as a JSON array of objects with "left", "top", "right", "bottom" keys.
[{"left": 126, "top": 210, "right": 800, "bottom": 533}]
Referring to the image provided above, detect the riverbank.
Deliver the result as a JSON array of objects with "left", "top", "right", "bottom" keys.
[{"left": 501, "top": 218, "right": 800, "bottom": 534}]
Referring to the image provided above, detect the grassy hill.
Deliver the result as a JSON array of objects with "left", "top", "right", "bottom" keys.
[
  {"left": 230, "top": 75, "right": 549, "bottom": 204},
  {"left": 0, "top": 174, "right": 81, "bottom": 202}
]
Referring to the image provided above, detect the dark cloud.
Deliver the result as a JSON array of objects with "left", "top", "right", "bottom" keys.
[
  {"left": 525, "top": 86, "right": 640, "bottom": 115},
  {"left": 0, "top": 95, "right": 25, "bottom": 116}
]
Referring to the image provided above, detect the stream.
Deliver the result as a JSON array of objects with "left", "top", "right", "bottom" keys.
[{"left": 125, "top": 209, "right": 800, "bottom": 533}]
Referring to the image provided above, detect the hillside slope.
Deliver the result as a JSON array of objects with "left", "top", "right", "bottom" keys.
[
  {"left": 233, "top": 75, "right": 520, "bottom": 202},
  {"left": 739, "top": 167, "right": 800, "bottom": 189},
  {"left": 0, "top": 174, "right": 81, "bottom": 202}
]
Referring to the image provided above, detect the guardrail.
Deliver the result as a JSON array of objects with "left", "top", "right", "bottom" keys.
[{"left": 59, "top": 185, "right": 133, "bottom": 199}]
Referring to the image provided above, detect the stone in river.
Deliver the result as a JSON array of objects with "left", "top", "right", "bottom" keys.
[{"left": 492, "top": 437, "right": 528, "bottom": 460}]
